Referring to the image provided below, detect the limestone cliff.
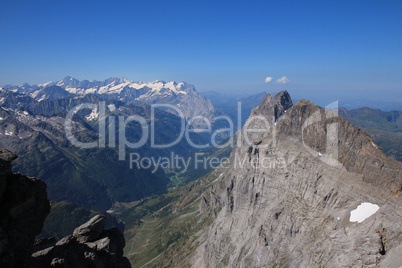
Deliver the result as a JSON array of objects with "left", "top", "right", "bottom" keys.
[{"left": 193, "top": 91, "right": 402, "bottom": 267}]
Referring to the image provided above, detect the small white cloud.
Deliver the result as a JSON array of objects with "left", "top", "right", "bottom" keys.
[
  {"left": 277, "top": 76, "right": 291, "bottom": 84},
  {"left": 265, "top": 76, "right": 273, "bottom": 84}
]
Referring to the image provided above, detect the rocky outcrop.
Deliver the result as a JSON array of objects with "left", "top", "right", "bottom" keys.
[
  {"left": 0, "top": 149, "right": 131, "bottom": 267},
  {"left": 251, "top": 90, "right": 292, "bottom": 121},
  {"left": 31, "top": 214, "right": 131, "bottom": 268},
  {"left": 0, "top": 149, "right": 50, "bottom": 268},
  {"left": 193, "top": 91, "right": 402, "bottom": 267}
]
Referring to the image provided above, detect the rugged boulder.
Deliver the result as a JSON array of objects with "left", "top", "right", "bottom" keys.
[
  {"left": 72, "top": 214, "right": 106, "bottom": 243},
  {"left": 31, "top": 214, "right": 131, "bottom": 268}
]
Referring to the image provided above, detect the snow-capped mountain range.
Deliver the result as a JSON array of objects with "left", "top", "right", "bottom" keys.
[
  {"left": 1, "top": 76, "right": 216, "bottom": 125},
  {"left": 52, "top": 76, "right": 193, "bottom": 96}
]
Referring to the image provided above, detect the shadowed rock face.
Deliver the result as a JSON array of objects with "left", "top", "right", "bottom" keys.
[
  {"left": 0, "top": 149, "right": 131, "bottom": 268},
  {"left": 193, "top": 92, "right": 402, "bottom": 267},
  {"left": 0, "top": 149, "right": 50, "bottom": 268}
]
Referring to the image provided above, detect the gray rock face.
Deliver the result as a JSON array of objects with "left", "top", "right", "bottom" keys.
[
  {"left": 0, "top": 149, "right": 50, "bottom": 268},
  {"left": 31, "top": 215, "right": 130, "bottom": 268},
  {"left": 192, "top": 92, "right": 402, "bottom": 267},
  {"left": 251, "top": 90, "right": 292, "bottom": 122},
  {"left": 73, "top": 214, "right": 105, "bottom": 243}
]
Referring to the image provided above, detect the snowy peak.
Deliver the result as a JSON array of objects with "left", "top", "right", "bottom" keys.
[
  {"left": 127, "top": 80, "right": 192, "bottom": 95},
  {"left": 56, "top": 76, "right": 80, "bottom": 87}
]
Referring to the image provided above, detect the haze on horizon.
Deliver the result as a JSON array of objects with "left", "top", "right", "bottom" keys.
[{"left": 0, "top": 0, "right": 401, "bottom": 104}]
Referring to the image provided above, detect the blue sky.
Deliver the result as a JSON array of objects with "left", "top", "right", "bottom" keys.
[{"left": 0, "top": 0, "right": 401, "bottom": 103}]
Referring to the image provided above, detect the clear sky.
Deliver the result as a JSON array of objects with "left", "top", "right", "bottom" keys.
[{"left": 0, "top": 0, "right": 401, "bottom": 103}]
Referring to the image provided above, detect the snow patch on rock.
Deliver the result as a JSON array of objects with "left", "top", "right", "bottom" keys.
[{"left": 349, "top": 202, "right": 380, "bottom": 223}]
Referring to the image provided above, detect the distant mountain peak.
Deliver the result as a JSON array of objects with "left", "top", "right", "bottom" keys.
[{"left": 252, "top": 90, "right": 293, "bottom": 121}]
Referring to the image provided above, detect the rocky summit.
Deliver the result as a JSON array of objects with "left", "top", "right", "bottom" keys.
[{"left": 191, "top": 91, "right": 402, "bottom": 267}]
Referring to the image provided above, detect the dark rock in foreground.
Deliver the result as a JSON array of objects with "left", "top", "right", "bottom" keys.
[
  {"left": 0, "top": 149, "right": 131, "bottom": 268},
  {"left": 0, "top": 149, "right": 50, "bottom": 268},
  {"left": 31, "top": 214, "right": 131, "bottom": 268}
]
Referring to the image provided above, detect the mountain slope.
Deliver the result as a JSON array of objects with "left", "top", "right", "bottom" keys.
[
  {"left": 193, "top": 92, "right": 402, "bottom": 267},
  {"left": 0, "top": 90, "right": 208, "bottom": 210},
  {"left": 340, "top": 107, "right": 402, "bottom": 161},
  {"left": 116, "top": 91, "right": 402, "bottom": 267}
]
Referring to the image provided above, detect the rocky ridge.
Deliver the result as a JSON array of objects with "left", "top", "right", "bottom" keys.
[{"left": 192, "top": 91, "right": 402, "bottom": 267}]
